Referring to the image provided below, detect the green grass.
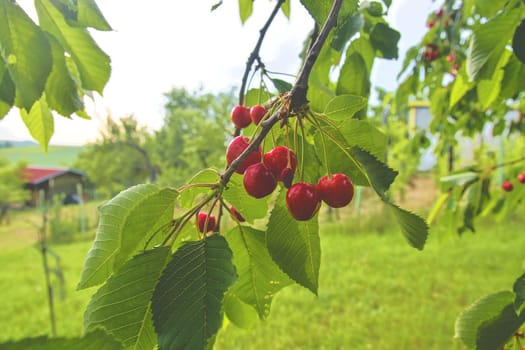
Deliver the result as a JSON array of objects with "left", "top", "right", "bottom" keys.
[
  {"left": 0, "top": 145, "right": 82, "bottom": 167},
  {"left": 0, "top": 210, "right": 523, "bottom": 349}
]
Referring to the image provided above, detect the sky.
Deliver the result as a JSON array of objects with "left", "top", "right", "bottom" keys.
[{"left": 0, "top": 0, "right": 438, "bottom": 145}]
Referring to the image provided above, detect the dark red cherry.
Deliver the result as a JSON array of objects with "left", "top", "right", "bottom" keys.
[{"left": 226, "top": 136, "right": 262, "bottom": 174}]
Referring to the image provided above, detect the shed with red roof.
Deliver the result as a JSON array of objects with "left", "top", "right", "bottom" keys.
[{"left": 22, "top": 167, "right": 87, "bottom": 206}]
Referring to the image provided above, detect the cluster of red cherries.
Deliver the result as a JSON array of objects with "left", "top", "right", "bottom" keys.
[
  {"left": 502, "top": 172, "right": 525, "bottom": 192},
  {"left": 225, "top": 104, "right": 355, "bottom": 221}
]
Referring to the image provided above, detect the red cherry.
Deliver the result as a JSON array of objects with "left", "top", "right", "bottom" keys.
[
  {"left": 518, "top": 173, "right": 525, "bottom": 184},
  {"left": 263, "top": 146, "right": 297, "bottom": 182},
  {"left": 229, "top": 206, "right": 245, "bottom": 222},
  {"left": 231, "top": 105, "right": 252, "bottom": 129},
  {"left": 226, "top": 136, "right": 262, "bottom": 174},
  {"left": 426, "top": 20, "right": 436, "bottom": 28},
  {"left": 317, "top": 173, "right": 354, "bottom": 208},
  {"left": 198, "top": 212, "right": 216, "bottom": 233},
  {"left": 446, "top": 53, "right": 455, "bottom": 63},
  {"left": 250, "top": 105, "right": 267, "bottom": 125},
  {"left": 280, "top": 167, "right": 294, "bottom": 188},
  {"left": 502, "top": 181, "right": 514, "bottom": 192},
  {"left": 436, "top": 8, "right": 444, "bottom": 18},
  {"left": 286, "top": 182, "right": 321, "bottom": 221},
  {"left": 243, "top": 163, "right": 277, "bottom": 198}
]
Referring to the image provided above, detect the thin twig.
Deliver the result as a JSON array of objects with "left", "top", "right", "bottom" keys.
[
  {"left": 234, "top": 0, "right": 286, "bottom": 137},
  {"left": 221, "top": 0, "right": 343, "bottom": 185}
]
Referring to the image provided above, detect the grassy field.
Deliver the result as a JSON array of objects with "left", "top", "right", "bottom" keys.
[
  {"left": 0, "top": 202, "right": 523, "bottom": 348},
  {"left": 0, "top": 145, "right": 82, "bottom": 167}
]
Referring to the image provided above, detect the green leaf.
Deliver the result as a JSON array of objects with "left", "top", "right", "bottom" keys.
[
  {"left": 0, "top": 56, "right": 15, "bottom": 119},
  {"left": 513, "top": 19, "right": 525, "bottom": 64},
  {"left": 440, "top": 172, "right": 479, "bottom": 186},
  {"left": 388, "top": 203, "right": 428, "bottom": 250},
  {"left": 331, "top": 14, "right": 364, "bottom": 51},
  {"left": 340, "top": 120, "right": 387, "bottom": 160},
  {"left": 20, "top": 97, "right": 54, "bottom": 152},
  {"left": 300, "top": 0, "right": 359, "bottom": 30},
  {"left": 455, "top": 291, "right": 525, "bottom": 350},
  {"left": 349, "top": 146, "right": 397, "bottom": 196},
  {"left": 78, "top": 0, "right": 112, "bottom": 30},
  {"left": 270, "top": 78, "right": 292, "bottom": 94},
  {"left": 500, "top": 55, "right": 525, "bottom": 99},
  {"left": 35, "top": 0, "right": 111, "bottom": 93},
  {"left": 0, "top": 0, "right": 52, "bottom": 110},
  {"left": 324, "top": 94, "right": 368, "bottom": 120},
  {"left": 427, "top": 192, "right": 450, "bottom": 225},
  {"left": 266, "top": 192, "right": 320, "bottom": 294},
  {"left": 449, "top": 70, "right": 473, "bottom": 109},
  {"left": 514, "top": 273, "right": 525, "bottom": 312},
  {"left": 223, "top": 292, "right": 258, "bottom": 329},
  {"left": 397, "top": 46, "right": 419, "bottom": 79},
  {"left": 280, "top": 0, "right": 291, "bottom": 18},
  {"left": 223, "top": 174, "right": 269, "bottom": 224},
  {"left": 369, "top": 22, "right": 400, "bottom": 59},
  {"left": 0, "top": 329, "right": 123, "bottom": 350},
  {"left": 178, "top": 168, "right": 219, "bottom": 209},
  {"left": 244, "top": 88, "right": 272, "bottom": 106},
  {"left": 292, "top": 132, "right": 322, "bottom": 185},
  {"left": 336, "top": 52, "right": 370, "bottom": 97},
  {"left": 477, "top": 50, "right": 511, "bottom": 109},
  {"left": 346, "top": 37, "right": 375, "bottom": 73},
  {"left": 226, "top": 226, "right": 292, "bottom": 319},
  {"left": 238, "top": 0, "right": 253, "bottom": 24},
  {"left": 78, "top": 184, "right": 178, "bottom": 289},
  {"left": 315, "top": 127, "right": 367, "bottom": 186},
  {"left": 152, "top": 235, "right": 237, "bottom": 350},
  {"left": 84, "top": 247, "right": 170, "bottom": 350},
  {"left": 44, "top": 35, "right": 83, "bottom": 116},
  {"left": 466, "top": 10, "right": 521, "bottom": 81}
]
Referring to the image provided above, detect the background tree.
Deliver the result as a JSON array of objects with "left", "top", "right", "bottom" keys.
[
  {"left": 74, "top": 115, "right": 159, "bottom": 198},
  {"left": 0, "top": 157, "right": 27, "bottom": 224},
  {"left": 155, "top": 87, "right": 235, "bottom": 185}
]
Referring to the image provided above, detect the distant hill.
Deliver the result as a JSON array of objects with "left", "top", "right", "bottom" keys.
[
  {"left": 0, "top": 140, "right": 38, "bottom": 148},
  {"left": 0, "top": 141, "right": 82, "bottom": 167}
]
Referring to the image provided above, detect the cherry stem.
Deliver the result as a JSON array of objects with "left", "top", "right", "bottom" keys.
[
  {"left": 177, "top": 182, "right": 216, "bottom": 192},
  {"left": 161, "top": 190, "right": 217, "bottom": 246},
  {"left": 489, "top": 156, "right": 525, "bottom": 171},
  {"left": 296, "top": 117, "right": 307, "bottom": 182},
  {"left": 222, "top": 0, "right": 343, "bottom": 185},
  {"left": 234, "top": 0, "right": 286, "bottom": 137},
  {"left": 307, "top": 112, "right": 331, "bottom": 175}
]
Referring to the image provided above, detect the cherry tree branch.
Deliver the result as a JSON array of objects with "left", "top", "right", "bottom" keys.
[
  {"left": 221, "top": 0, "right": 342, "bottom": 185},
  {"left": 290, "top": 0, "right": 342, "bottom": 110},
  {"left": 234, "top": 0, "right": 286, "bottom": 137}
]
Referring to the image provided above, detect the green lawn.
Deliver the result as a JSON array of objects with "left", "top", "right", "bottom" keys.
[
  {"left": 0, "top": 210, "right": 523, "bottom": 349},
  {"left": 0, "top": 145, "right": 82, "bottom": 167}
]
